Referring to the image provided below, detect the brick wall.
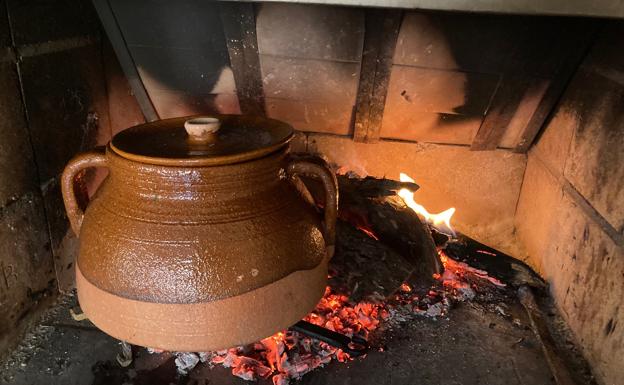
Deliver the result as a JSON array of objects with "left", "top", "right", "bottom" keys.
[
  {"left": 109, "top": 2, "right": 593, "bottom": 150},
  {"left": 0, "top": 0, "right": 143, "bottom": 355},
  {"left": 515, "top": 23, "right": 624, "bottom": 385},
  {"left": 256, "top": 3, "right": 363, "bottom": 134}
]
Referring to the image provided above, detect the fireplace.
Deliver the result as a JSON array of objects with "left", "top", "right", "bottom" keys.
[{"left": 0, "top": 1, "right": 622, "bottom": 385}]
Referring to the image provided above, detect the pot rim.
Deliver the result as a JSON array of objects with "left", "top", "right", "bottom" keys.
[{"left": 110, "top": 115, "right": 294, "bottom": 167}]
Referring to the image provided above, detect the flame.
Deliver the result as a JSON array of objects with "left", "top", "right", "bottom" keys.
[{"left": 398, "top": 173, "right": 456, "bottom": 237}]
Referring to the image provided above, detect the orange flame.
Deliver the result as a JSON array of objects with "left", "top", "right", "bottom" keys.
[{"left": 398, "top": 173, "right": 456, "bottom": 237}]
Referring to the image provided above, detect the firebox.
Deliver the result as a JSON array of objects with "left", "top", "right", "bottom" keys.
[{"left": 0, "top": 1, "right": 622, "bottom": 385}]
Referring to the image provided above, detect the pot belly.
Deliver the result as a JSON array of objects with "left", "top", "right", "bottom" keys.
[{"left": 77, "top": 185, "right": 327, "bottom": 304}]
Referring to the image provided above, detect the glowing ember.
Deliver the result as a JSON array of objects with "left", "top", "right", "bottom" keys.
[
  {"left": 357, "top": 226, "right": 379, "bottom": 240},
  {"left": 438, "top": 250, "right": 506, "bottom": 288},
  {"left": 399, "top": 283, "right": 412, "bottom": 292},
  {"left": 205, "top": 287, "right": 385, "bottom": 384},
  {"left": 398, "top": 173, "right": 456, "bottom": 236}
]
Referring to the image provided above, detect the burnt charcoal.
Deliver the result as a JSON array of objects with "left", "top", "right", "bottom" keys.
[
  {"left": 444, "top": 233, "right": 545, "bottom": 289},
  {"left": 337, "top": 175, "right": 419, "bottom": 198},
  {"left": 331, "top": 220, "right": 416, "bottom": 301},
  {"left": 430, "top": 229, "right": 450, "bottom": 247},
  {"left": 366, "top": 198, "right": 443, "bottom": 284}
]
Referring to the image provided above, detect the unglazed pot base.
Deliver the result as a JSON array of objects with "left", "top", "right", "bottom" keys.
[{"left": 76, "top": 259, "right": 328, "bottom": 352}]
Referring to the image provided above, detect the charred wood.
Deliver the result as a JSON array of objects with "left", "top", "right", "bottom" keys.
[
  {"left": 444, "top": 233, "right": 545, "bottom": 289},
  {"left": 360, "top": 196, "right": 442, "bottom": 291},
  {"left": 298, "top": 172, "right": 442, "bottom": 292},
  {"left": 331, "top": 220, "right": 415, "bottom": 301}
]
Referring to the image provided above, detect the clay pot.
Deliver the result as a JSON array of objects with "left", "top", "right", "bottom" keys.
[{"left": 61, "top": 115, "right": 338, "bottom": 351}]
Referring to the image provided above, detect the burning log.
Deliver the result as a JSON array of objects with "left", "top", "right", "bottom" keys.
[
  {"left": 359, "top": 195, "right": 443, "bottom": 291},
  {"left": 444, "top": 233, "right": 545, "bottom": 289},
  {"left": 298, "top": 171, "right": 443, "bottom": 292},
  {"left": 334, "top": 174, "right": 420, "bottom": 198}
]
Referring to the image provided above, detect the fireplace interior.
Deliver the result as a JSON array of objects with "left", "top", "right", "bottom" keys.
[{"left": 0, "top": 1, "right": 622, "bottom": 385}]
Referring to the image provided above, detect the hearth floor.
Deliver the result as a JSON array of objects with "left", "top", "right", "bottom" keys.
[
  {"left": 0, "top": 291, "right": 585, "bottom": 385},
  {"left": 0, "top": 220, "right": 595, "bottom": 385}
]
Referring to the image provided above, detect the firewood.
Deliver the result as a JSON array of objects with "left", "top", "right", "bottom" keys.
[
  {"left": 364, "top": 196, "right": 442, "bottom": 289},
  {"left": 445, "top": 233, "right": 545, "bottom": 289},
  {"left": 337, "top": 175, "right": 419, "bottom": 198},
  {"left": 299, "top": 173, "right": 442, "bottom": 292}
]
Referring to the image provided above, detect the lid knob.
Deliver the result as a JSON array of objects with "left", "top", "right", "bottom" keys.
[{"left": 184, "top": 117, "right": 221, "bottom": 143}]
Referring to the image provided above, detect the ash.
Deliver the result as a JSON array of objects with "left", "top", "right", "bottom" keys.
[{"left": 0, "top": 295, "right": 74, "bottom": 382}]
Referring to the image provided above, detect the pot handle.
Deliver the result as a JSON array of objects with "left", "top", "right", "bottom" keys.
[
  {"left": 61, "top": 151, "right": 108, "bottom": 236},
  {"left": 286, "top": 158, "right": 338, "bottom": 258}
]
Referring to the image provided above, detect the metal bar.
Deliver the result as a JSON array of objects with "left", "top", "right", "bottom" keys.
[
  {"left": 291, "top": 320, "right": 369, "bottom": 357},
  {"left": 353, "top": 9, "right": 402, "bottom": 143},
  {"left": 471, "top": 76, "right": 540, "bottom": 151},
  {"left": 91, "top": 0, "right": 159, "bottom": 122},
  {"left": 221, "top": 0, "right": 624, "bottom": 19},
  {"left": 219, "top": 2, "right": 266, "bottom": 116},
  {"left": 518, "top": 285, "right": 578, "bottom": 385}
]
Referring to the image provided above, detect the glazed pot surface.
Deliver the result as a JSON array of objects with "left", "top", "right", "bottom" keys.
[{"left": 77, "top": 148, "right": 327, "bottom": 304}]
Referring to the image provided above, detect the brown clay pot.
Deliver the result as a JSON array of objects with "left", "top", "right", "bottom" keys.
[{"left": 61, "top": 115, "right": 338, "bottom": 351}]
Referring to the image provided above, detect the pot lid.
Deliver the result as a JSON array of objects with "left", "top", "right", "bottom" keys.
[{"left": 110, "top": 114, "right": 294, "bottom": 166}]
